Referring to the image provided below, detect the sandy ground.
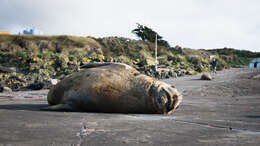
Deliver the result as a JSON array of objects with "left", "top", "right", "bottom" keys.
[{"left": 0, "top": 68, "right": 259, "bottom": 146}]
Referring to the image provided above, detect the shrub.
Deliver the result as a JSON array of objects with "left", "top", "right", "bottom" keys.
[
  {"left": 158, "top": 55, "right": 169, "bottom": 65},
  {"left": 186, "top": 55, "right": 201, "bottom": 65},
  {"left": 215, "top": 57, "right": 230, "bottom": 70},
  {"left": 118, "top": 55, "right": 133, "bottom": 65}
]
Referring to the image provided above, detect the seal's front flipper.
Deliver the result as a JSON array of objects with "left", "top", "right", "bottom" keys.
[{"left": 40, "top": 104, "right": 75, "bottom": 112}]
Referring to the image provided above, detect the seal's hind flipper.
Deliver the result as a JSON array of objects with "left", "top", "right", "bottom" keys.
[
  {"left": 40, "top": 104, "right": 75, "bottom": 112},
  {"left": 80, "top": 62, "right": 113, "bottom": 69}
]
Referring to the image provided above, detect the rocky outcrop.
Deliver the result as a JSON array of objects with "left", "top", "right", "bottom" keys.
[
  {"left": 20, "top": 78, "right": 59, "bottom": 91},
  {"left": 139, "top": 66, "right": 178, "bottom": 79}
]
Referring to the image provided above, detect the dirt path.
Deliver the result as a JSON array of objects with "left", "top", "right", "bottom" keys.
[{"left": 0, "top": 68, "right": 259, "bottom": 146}]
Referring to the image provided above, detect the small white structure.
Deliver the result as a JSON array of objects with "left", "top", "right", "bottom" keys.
[{"left": 249, "top": 58, "right": 260, "bottom": 68}]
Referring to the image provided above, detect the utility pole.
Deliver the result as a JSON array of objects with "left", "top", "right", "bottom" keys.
[{"left": 155, "top": 34, "right": 158, "bottom": 70}]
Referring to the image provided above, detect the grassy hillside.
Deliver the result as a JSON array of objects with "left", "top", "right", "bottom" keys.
[
  {"left": 208, "top": 48, "right": 260, "bottom": 67},
  {"left": 0, "top": 35, "right": 259, "bottom": 90}
]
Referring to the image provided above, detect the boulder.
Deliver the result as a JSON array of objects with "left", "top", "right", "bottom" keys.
[
  {"left": 3, "top": 87, "right": 12, "bottom": 93},
  {"left": 168, "top": 70, "right": 177, "bottom": 78},
  {"left": 0, "top": 82, "right": 12, "bottom": 93}
]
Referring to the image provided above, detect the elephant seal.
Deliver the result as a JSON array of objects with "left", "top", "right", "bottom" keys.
[
  {"left": 200, "top": 73, "right": 213, "bottom": 80},
  {"left": 42, "top": 63, "right": 182, "bottom": 114}
]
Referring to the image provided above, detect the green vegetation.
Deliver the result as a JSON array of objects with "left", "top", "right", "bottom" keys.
[
  {"left": 208, "top": 48, "right": 260, "bottom": 67},
  {"left": 132, "top": 23, "right": 170, "bottom": 48},
  {"left": 0, "top": 35, "right": 259, "bottom": 90}
]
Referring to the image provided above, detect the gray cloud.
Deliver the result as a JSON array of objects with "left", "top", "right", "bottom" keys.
[{"left": 0, "top": 0, "right": 259, "bottom": 52}]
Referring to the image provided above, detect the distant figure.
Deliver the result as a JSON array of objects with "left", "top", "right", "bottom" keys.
[{"left": 211, "top": 58, "right": 217, "bottom": 74}]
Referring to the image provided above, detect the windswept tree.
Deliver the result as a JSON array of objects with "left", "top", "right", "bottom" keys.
[{"left": 132, "top": 23, "right": 170, "bottom": 48}]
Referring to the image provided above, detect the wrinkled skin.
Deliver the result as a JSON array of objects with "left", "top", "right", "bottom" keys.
[{"left": 43, "top": 63, "right": 182, "bottom": 114}]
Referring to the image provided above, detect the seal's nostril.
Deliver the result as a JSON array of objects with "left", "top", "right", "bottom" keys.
[{"left": 158, "top": 95, "right": 168, "bottom": 104}]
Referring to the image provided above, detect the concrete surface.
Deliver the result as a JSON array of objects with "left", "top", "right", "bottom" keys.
[{"left": 0, "top": 68, "right": 260, "bottom": 146}]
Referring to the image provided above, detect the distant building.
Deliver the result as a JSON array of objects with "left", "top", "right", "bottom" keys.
[
  {"left": 23, "top": 29, "right": 34, "bottom": 35},
  {"left": 249, "top": 58, "right": 260, "bottom": 68},
  {"left": 20, "top": 28, "right": 43, "bottom": 35},
  {"left": 0, "top": 32, "right": 10, "bottom": 35}
]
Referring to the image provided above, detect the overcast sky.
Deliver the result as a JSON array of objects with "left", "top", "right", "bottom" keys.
[{"left": 0, "top": 0, "right": 259, "bottom": 52}]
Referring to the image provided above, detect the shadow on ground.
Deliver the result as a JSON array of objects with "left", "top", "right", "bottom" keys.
[
  {"left": 0, "top": 104, "right": 48, "bottom": 111},
  {"left": 245, "top": 115, "right": 260, "bottom": 119}
]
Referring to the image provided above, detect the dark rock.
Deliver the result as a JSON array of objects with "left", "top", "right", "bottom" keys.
[
  {"left": 160, "top": 71, "right": 167, "bottom": 79},
  {"left": 151, "top": 65, "right": 157, "bottom": 72},
  {"left": 25, "top": 82, "right": 45, "bottom": 90},
  {"left": 155, "top": 71, "right": 161, "bottom": 79},
  {"left": 9, "top": 75, "right": 26, "bottom": 82},
  {"left": 168, "top": 70, "right": 177, "bottom": 78},
  {"left": 0, "top": 82, "right": 5, "bottom": 92},
  {"left": 145, "top": 70, "right": 151, "bottom": 76},
  {"left": 176, "top": 70, "right": 185, "bottom": 77}
]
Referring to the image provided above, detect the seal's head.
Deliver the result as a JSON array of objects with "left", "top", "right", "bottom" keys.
[{"left": 149, "top": 81, "right": 183, "bottom": 114}]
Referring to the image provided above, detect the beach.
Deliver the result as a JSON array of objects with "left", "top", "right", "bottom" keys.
[{"left": 0, "top": 68, "right": 259, "bottom": 146}]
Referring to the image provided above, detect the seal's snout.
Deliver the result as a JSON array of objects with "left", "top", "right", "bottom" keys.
[
  {"left": 168, "top": 86, "right": 183, "bottom": 109},
  {"left": 149, "top": 82, "right": 182, "bottom": 114},
  {"left": 157, "top": 84, "right": 183, "bottom": 114}
]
